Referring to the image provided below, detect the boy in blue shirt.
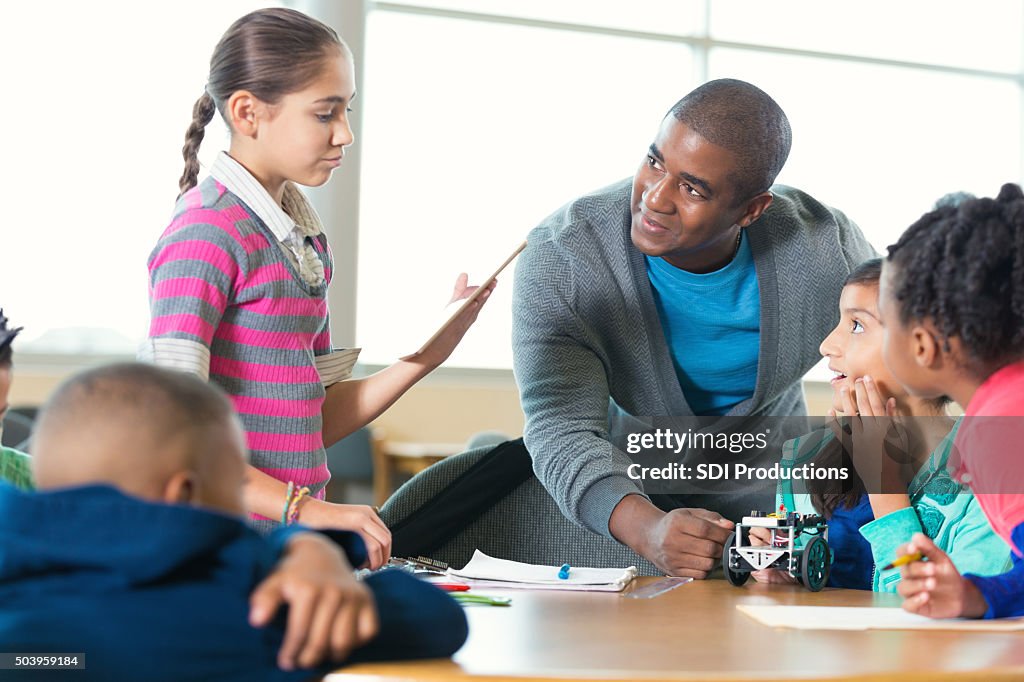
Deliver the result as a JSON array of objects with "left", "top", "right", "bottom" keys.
[{"left": 0, "top": 363, "right": 466, "bottom": 681}]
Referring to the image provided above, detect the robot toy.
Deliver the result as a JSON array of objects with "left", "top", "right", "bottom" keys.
[{"left": 722, "top": 505, "right": 832, "bottom": 592}]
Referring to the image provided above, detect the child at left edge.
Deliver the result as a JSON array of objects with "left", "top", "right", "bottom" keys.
[
  {"left": 878, "top": 183, "right": 1024, "bottom": 619},
  {"left": 0, "top": 310, "right": 33, "bottom": 490}
]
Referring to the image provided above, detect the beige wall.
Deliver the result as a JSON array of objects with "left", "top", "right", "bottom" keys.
[
  {"left": 11, "top": 363, "right": 842, "bottom": 445},
  {"left": 367, "top": 373, "right": 526, "bottom": 445},
  {"left": 9, "top": 367, "right": 67, "bottom": 407},
  {"left": 7, "top": 363, "right": 526, "bottom": 445}
]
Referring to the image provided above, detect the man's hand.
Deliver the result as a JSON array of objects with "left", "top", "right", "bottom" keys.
[
  {"left": 896, "top": 533, "right": 988, "bottom": 619},
  {"left": 297, "top": 499, "right": 392, "bottom": 570},
  {"left": 250, "top": 532, "right": 379, "bottom": 671},
  {"left": 647, "top": 508, "right": 735, "bottom": 577},
  {"left": 610, "top": 496, "right": 734, "bottom": 578}
]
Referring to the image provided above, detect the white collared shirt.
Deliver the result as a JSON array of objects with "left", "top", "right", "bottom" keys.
[
  {"left": 209, "top": 152, "right": 326, "bottom": 287},
  {"left": 140, "top": 153, "right": 359, "bottom": 386}
]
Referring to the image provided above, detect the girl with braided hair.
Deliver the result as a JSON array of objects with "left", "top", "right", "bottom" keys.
[
  {"left": 144, "top": 8, "right": 493, "bottom": 568},
  {"left": 877, "top": 182, "right": 1024, "bottom": 619}
]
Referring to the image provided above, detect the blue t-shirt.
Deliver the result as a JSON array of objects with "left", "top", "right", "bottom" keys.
[{"left": 646, "top": 233, "right": 760, "bottom": 416}]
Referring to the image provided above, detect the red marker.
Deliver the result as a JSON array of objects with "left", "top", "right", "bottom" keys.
[{"left": 432, "top": 583, "right": 471, "bottom": 592}]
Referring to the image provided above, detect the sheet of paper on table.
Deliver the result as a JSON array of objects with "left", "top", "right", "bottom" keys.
[
  {"left": 446, "top": 550, "right": 637, "bottom": 592},
  {"left": 738, "top": 604, "right": 1024, "bottom": 631}
]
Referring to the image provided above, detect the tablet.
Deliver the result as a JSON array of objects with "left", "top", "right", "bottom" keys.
[{"left": 403, "top": 240, "right": 527, "bottom": 360}]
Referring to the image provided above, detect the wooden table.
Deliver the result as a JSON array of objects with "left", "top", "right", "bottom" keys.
[{"left": 327, "top": 578, "right": 1024, "bottom": 682}]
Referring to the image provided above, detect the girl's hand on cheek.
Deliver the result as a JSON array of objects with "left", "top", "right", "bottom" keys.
[{"left": 829, "top": 378, "right": 905, "bottom": 492}]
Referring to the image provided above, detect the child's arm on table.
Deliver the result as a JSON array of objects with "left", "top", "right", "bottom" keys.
[
  {"left": 948, "top": 523, "right": 1024, "bottom": 619},
  {"left": 245, "top": 466, "right": 391, "bottom": 569},
  {"left": 896, "top": 533, "right": 988, "bottom": 618},
  {"left": 250, "top": 531, "right": 378, "bottom": 671}
]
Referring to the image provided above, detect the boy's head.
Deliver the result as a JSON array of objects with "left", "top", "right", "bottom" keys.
[
  {"left": 32, "top": 363, "right": 248, "bottom": 516},
  {"left": 879, "top": 183, "right": 1024, "bottom": 400}
]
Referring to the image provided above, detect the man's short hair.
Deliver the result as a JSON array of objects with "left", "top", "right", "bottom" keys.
[{"left": 669, "top": 79, "right": 792, "bottom": 203}]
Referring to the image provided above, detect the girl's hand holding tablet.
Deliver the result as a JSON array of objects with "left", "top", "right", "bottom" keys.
[
  {"left": 401, "top": 241, "right": 525, "bottom": 366},
  {"left": 406, "top": 273, "right": 497, "bottom": 369}
]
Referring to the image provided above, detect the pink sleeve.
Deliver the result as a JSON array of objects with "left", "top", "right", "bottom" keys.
[{"left": 147, "top": 216, "right": 246, "bottom": 347}]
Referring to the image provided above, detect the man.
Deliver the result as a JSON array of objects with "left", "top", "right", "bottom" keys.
[{"left": 513, "top": 79, "right": 876, "bottom": 577}]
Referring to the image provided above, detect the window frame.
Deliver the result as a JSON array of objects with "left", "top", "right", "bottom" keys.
[{"left": 315, "top": 0, "right": 1024, "bottom": 379}]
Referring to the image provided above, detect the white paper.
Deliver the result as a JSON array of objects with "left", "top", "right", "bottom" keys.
[
  {"left": 737, "top": 604, "right": 1024, "bottom": 631},
  {"left": 447, "top": 550, "right": 637, "bottom": 592}
]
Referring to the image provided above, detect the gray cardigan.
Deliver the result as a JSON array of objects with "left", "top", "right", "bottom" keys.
[{"left": 512, "top": 178, "right": 877, "bottom": 537}]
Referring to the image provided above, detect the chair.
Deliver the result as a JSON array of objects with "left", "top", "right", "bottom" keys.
[
  {"left": 324, "top": 426, "right": 377, "bottom": 505},
  {"left": 1, "top": 409, "right": 35, "bottom": 452},
  {"left": 379, "top": 443, "right": 660, "bottom": 575}
]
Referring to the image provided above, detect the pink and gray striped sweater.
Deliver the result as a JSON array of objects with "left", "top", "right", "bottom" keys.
[{"left": 147, "top": 178, "right": 335, "bottom": 530}]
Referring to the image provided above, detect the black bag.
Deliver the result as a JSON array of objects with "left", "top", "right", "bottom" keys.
[{"left": 390, "top": 438, "right": 535, "bottom": 557}]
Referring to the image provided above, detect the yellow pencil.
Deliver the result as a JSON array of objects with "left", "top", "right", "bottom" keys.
[{"left": 882, "top": 552, "right": 923, "bottom": 571}]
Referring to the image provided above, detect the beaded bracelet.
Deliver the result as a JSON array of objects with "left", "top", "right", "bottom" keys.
[
  {"left": 280, "top": 481, "right": 295, "bottom": 525},
  {"left": 286, "top": 486, "right": 311, "bottom": 525}
]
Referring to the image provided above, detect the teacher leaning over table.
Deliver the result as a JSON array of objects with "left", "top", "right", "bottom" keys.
[{"left": 512, "top": 78, "right": 877, "bottom": 578}]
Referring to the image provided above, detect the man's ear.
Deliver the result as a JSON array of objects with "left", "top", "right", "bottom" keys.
[
  {"left": 737, "top": 191, "right": 773, "bottom": 228},
  {"left": 163, "top": 471, "right": 198, "bottom": 505},
  {"left": 226, "top": 90, "right": 261, "bottom": 138}
]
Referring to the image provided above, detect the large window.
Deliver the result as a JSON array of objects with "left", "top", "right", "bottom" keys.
[
  {"left": 1, "top": 0, "right": 280, "bottom": 355},
  {"left": 3, "top": 2, "right": 1022, "bottom": 378},
  {"left": 356, "top": 1, "right": 1024, "bottom": 372},
  {"left": 357, "top": 8, "right": 695, "bottom": 366}
]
